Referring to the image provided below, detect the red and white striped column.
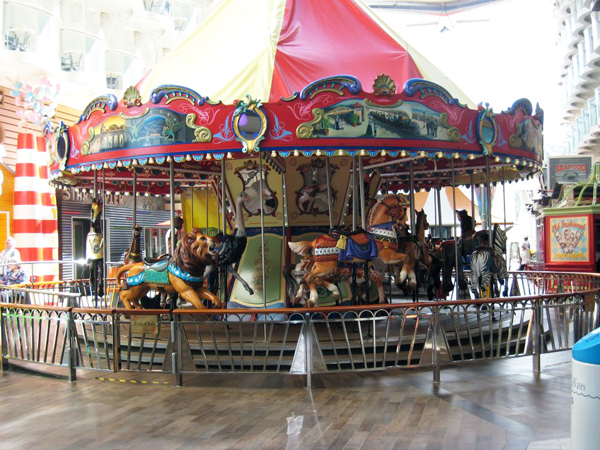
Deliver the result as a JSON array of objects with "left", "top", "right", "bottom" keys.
[{"left": 13, "top": 133, "right": 58, "bottom": 282}]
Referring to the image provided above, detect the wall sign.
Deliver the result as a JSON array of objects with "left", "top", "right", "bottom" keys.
[
  {"left": 548, "top": 215, "right": 591, "bottom": 263},
  {"left": 548, "top": 156, "right": 592, "bottom": 188}
]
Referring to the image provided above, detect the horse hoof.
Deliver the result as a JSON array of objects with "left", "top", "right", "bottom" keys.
[
  {"left": 307, "top": 300, "right": 316, "bottom": 308},
  {"left": 247, "top": 288, "right": 255, "bottom": 295}
]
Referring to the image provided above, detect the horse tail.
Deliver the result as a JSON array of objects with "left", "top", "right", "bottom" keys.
[
  {"left": 288, "top": 241, "right": 313, "bottom": 256},
  {"left": 115, "top": 263, "right": 138, "bottom": 286}
]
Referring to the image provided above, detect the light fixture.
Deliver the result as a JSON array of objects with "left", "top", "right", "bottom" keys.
[{"left": 293, "top": 150, "right": 299, "bottom": 157}]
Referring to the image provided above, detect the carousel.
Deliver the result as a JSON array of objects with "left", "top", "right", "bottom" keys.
[{"left": 45, "top": 0, "right": 543, "bottom": 310}]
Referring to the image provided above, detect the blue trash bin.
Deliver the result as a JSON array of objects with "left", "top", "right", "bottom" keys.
[{"left": 571, "top": 327, "right": 600, "bottom": 450}]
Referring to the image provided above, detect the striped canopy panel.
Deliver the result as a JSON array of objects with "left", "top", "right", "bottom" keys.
[{"left": 138, "top": 0, "right": 472, "bottom": 106}]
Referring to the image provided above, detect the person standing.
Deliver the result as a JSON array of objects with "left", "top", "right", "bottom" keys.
[
  {"left": 0, "top": 237, "right": 21, "bottom": 275},
  {"left": 519, "top": 237, "right": 531, "bottom": 270},
  {"left": 1, "top": 258, "right": 29, "bottom": 285}
]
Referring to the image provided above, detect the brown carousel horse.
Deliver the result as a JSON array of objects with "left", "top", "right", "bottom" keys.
[
  {"left": 115, "top": 228, "right": 220, "bottom": 309},
  {"left": 286, "top": 255, "right": 386, "bottom": 306},
  {"left": 289, "top": 194, "right": 414, "bottom": 306}
]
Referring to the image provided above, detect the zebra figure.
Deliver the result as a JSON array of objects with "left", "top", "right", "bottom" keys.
[{"left": 470, "top": 224, "right": 511, "bottom": 298}]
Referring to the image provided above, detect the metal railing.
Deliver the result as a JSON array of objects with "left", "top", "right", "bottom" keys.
[
  {"left": 1, "top": 270, "right": 599, "bottom": 386},
  {"left": 0, "top": 292, "right": 598, "bottom": 388}
]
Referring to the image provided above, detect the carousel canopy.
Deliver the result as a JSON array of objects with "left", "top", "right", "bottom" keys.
[
  {"left": 47, "top": 0, "right": 544, "bottom": 194},
  {"left": 137, "top": 0, "right": 474, "bottom": 106}
]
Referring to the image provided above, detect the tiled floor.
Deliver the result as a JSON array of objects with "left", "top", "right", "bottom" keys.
[{"left": 0, "top": 351, "right": 573, "bottom": 449}]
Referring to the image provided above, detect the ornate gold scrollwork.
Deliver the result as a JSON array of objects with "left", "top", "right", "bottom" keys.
[
  {"left": 439, "top": 113, "right": 449, "bottom": 127},
  {"left": 81, "top": 127, "right": 96, "bottom": 155},
  {"left": 296, "top": 108, "right": 325, "bottom": 139},
  {"left": 119, "top": 108, "right": 150, "bottom": 120},
  {"left": 186, "top": 114, "right": 213, "bottom": 143},
  {"left": 447, "top": 127, "right": 461, "bottom": 142},
  {"left": 509, "top": 134, "right": 522, "bottom": 149},
  {"left": 364, "top": 99, "right": 403, "bottom": 108}
]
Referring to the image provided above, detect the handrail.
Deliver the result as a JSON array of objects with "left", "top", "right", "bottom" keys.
[
  {"left": 0, "top": 270, "right": 598, "bottom": 387},
  {"left": 0, "top": 285, "right": 81, "bottom": 298}
]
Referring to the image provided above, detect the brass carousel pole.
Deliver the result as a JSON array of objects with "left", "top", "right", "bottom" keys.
[
  {"left": 102, "top": 168, "right": 107, "bottom": 305},
  {"left": 502, "top": 167, "right": 507, "bottom": 228},
  {"left": 485, "top": 155, "right": 492, "bottom": 230},
  {"left": 132, "top": 170, "right": 137, "bottom": 229},
  {"left": 359, "top": 156, "right": 366, "bottom": 229},
  {"left": 258, "top": 153, "right": 267, "bottom": 311},
  {"left": 352, "top": 156, "right": 358, "bottom": 231},
  {"left": 190, "top": 185, "right": 194, "bottom": 229},
  {"left": 351, "top": 156, "right": 358, "bottom": 305},
  {"left": 436, "top": 182, "right": 442, "bottom": 239},
  {"left": 169, "top": 160, "right": 176, "bottom": 255},
  {"left": 470, "top": 173, "right": 475, "bottom": 228},
  {"left": 359, "top": 155, "right": 369, "bottom": 305},
  {"left": 282, "top": 168, "right": 289, "bottom": 306},
  {"left": 205, "top": 181, "right": 209, "bottom": 234},
  {"left": 409, "top": 161, "right": 416, "bottom": 233},
  {"left": 452, "top": 159, "right": 460, "bottom": 300},
  {"left": 325, "top": 157, "right": 333, "bottom": 229},
  {"left": 221, "top": 161, "right": 226, "bottom": 304},
  {"left": 409, "top": 160, "right": 416, "bottom": 301}
]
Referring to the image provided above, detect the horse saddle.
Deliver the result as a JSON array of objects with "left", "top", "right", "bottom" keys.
[
  {"left": 142, "top": 255, "right": 170, "bottom": 271},
  {"left": 328, "top": 227, "right": 368, "bottom": 239}
]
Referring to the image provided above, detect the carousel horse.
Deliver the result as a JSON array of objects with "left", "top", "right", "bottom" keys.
[
  {"left": 470, "top": 225, "right": 510, "bottom": 298},
  {"left": 366, "top": 194, "right": 417, "bottom": 290},
  {"left": 289, "top": 194, "right": 414, "bottom": 307},
  {"left": 413, "top": 210, "right": 437, "bottom": 299},
  {"left": 286, "top": 256, "right": 385, "bottom": 307},
  {"left": 86, "top": 199, "right": 104, "bottom": 297},
  {"left": 435, "top": 210, "right": 488, "bottom": 299},
  {"left": 115, "top": 228, "right": 219, "bottom": 309}
]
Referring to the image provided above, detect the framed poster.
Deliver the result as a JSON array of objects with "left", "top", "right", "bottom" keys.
[
  {"left": 547, "top": 156, "right": 592, "bottom": 188},
  {"left": 548, "top": 215, "right": 591, "bottom": 263}
]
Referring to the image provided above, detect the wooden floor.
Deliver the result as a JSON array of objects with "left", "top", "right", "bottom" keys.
[{"left": 0, "top": 352, "right": 572, "bottom": 450}]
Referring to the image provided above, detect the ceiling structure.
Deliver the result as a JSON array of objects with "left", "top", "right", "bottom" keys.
[{"left": 367, "top": 0, "right": 511, "bottom": 14}]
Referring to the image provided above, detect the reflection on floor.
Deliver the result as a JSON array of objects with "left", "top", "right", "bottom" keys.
[{"left": 0, "top": 351, "right": 572, "bottom": 449}]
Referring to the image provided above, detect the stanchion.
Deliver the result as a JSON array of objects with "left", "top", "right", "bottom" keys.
[
  {"left": 112, "top": 312, "right": 121, "bottom": 372},
  {"left": 171, "top": 314, "right": 182, "bottom": 386},
  {"left": 532, "top": 299, "right": 541, "bottom": 374},
  {"left": 0, "top": 306, "right": 8, "bottom": 372},
  {"left": 305, "top": 313, "right": 312, "bottom": 390},
  {"left": 66, "top": 310, "right": 77, "bottom": 382},
  {"left": 432, "top": 305, "right": 440, "bottom": 383}
]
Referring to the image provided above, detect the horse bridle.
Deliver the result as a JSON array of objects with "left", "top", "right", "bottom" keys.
[{"left": 377, "top": 195, "right": 409, "bottom": 224}]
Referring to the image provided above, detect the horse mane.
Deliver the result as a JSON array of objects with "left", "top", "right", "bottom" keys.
[
  {"left": 492, "top": 224, "right": 507, "bottom": 254},
  {"left": 171, "top": 230, "right": 213, "bottom": 277},
  {"left": 415, "top": 210, "right": 426, "bottom": 234},
  {"left": 367, "top": 194, "right": 408, "bottom": 226}
]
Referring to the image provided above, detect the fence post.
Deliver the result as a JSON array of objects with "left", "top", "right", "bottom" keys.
[
  {"left": 0, "top": 306, "right": 8, "bottom": 372},
  {"left": 171, "top": 314, "right": 182, "bottom": 387},
  {"left": 66, "top": 310, "right": 77, "bottom": 382},
  {"left": 305, "top": 313, "right": 312, "bottom": 390},
  {"left": 112, "top": 312, "right": 121, "bottom": 373},
  {"left": 532, "top": 299, "right": 541, "bottom": 374},
  {"left": 432, "top": 306, "right": 441, "bottom": 383}
]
